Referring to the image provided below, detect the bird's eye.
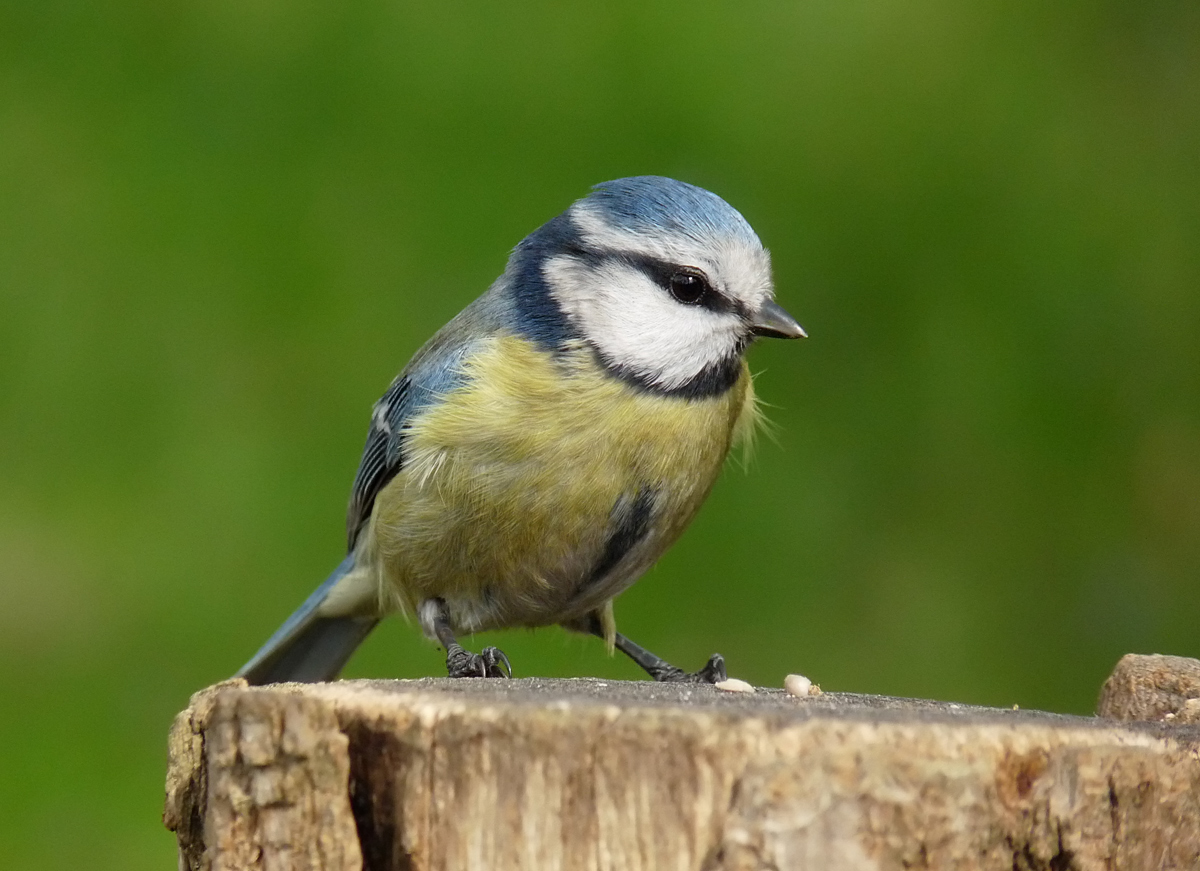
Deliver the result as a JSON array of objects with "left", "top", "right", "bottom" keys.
[{"left": 669, "top": 271, "right": 708, "bottom": 305}]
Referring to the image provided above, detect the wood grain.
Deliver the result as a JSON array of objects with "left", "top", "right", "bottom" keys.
[{"left": 165, "top": 664, "right": 1200, "bottom": 870}]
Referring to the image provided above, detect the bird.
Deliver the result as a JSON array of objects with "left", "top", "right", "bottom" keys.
[{"left": 236, "top": 176, "right": 805, "bottom": 686}]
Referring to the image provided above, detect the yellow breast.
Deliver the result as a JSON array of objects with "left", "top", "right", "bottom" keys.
[{"left": 367, "top": 334, "right": 756, "bottom": 630}]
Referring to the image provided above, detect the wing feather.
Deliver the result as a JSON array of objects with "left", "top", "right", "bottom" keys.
[{"left": 344, "top": 337, "right": 483, "bottom": 550}]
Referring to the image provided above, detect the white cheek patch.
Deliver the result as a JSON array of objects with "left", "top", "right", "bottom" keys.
[{"left": 544, "top": 256, "right": 744, "bottom": 390}]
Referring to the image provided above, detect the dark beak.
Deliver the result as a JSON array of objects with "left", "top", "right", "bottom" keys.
[{"left": 751, "top": 299, "right": 807, "bottom": 339}]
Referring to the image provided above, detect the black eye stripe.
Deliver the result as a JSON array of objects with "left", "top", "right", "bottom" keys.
[
  {"left": 558, "top": 245, "right": 742, "bottom": 316},
  {"left": 622, "top": 254, "right": 736, "bottom": 315}
]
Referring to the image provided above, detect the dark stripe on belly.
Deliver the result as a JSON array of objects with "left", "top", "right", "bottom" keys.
[{"left": 585, "top": 487, "right": 656, "bottom": 589}]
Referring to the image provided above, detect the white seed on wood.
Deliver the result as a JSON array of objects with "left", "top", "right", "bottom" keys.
[
  {"left": 784, "top": 674, "right": 812, "bottom": 698},
  {"left": 715, "top": 678, "right": 755, "bottom": 694}
]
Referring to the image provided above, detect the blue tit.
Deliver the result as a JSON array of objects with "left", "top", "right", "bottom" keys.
[{"left": 237, "top": 176, "right": 805, "bottom": 685}]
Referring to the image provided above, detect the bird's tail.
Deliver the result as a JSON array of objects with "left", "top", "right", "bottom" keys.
[{"left": 236, "top": 554, "right": 380, "bottom": 684}]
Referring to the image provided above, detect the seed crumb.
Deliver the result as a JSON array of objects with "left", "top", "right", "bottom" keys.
[
  {"left": 715, "top": 678, "right": 755, "bottom": 694},
  {"left": 784, "top": 674, "right": 813, "bottom": 698}
]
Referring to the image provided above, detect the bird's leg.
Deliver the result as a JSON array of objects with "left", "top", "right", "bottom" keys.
[
  {"left": 424, "top": 598, "right": 511, "bottom": 678},
  {"left": 613, "top": 632, "right": 726, "bottom": 684},
  {"left": 575, "top": 612, "right": 726, "bottom": 684}
]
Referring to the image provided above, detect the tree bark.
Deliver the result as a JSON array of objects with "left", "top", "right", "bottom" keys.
[
  {"left": 1098, "top": 653, "right": 1200, "bottom": 725},
  {"left": 165, "top": 659, "right": 1200, "bottom": 871}
]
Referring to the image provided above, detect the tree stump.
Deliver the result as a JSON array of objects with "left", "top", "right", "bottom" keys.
[{"left": 164, "top": 655, "right": 1200, "bottom": 870}]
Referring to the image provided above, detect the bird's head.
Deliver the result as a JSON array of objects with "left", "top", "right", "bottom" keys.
[{"left": 507, "top": 176, "right": 804, "bottom": 396}]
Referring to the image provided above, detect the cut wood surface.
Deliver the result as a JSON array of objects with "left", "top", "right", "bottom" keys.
[{"left": 165, "top": 658, "right": 1200, "bottom": 871}]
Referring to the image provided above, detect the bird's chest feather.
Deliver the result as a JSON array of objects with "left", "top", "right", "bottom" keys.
[{"left": 370, "top": 335, "right": 752, "bottom": 625}]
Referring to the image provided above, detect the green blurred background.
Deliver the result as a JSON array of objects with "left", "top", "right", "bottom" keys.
[{"left": 2, "top": 1, "right": 1198, "bottom": 867}]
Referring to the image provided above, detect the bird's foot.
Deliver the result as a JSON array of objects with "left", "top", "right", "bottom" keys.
[
  {"left": 445, "top": 643, "right": 511, "bottom": 678},
  {"left": 647, "top": 653, "right": 726, "bottom": 684}
]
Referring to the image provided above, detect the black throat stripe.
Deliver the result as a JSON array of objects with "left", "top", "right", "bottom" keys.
[{"left": 598, "top": 347, "right": 745, "bottom": 399}]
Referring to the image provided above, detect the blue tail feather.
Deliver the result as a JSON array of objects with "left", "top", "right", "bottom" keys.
[{"left": 236, "top": 555, "right": 379, "bottom": 684}]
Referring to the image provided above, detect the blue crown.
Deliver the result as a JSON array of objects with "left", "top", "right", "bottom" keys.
[{"left": 584, "top": 176, "right": 759, "bottom": 246}]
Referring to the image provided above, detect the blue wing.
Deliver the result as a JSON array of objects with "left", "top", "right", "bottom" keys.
[{"left": 345, "top": 336, "right": 481, "bottom": 550}]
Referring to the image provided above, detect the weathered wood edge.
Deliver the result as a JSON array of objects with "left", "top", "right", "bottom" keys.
[{"left": 164, "top": 655, "right": 1200, "bottom": 871}]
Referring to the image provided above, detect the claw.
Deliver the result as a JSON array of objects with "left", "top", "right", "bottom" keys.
[
  {"left": 482, "top": 647, "right": 512, "bottom": 678},
  {"left": 446, "top": 643, "right": 512, "bottom": 679},
  {"left": 693, "top": 653, "right": 727, "bottom": 684},
  {"left": 650, "top": 653, "right": 727, "bottom": 685}
]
